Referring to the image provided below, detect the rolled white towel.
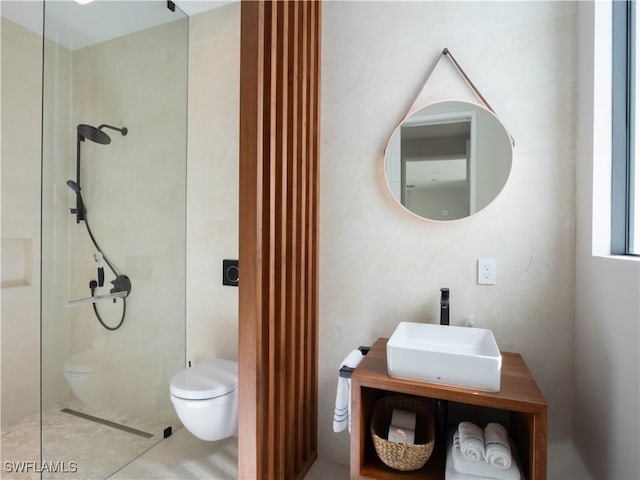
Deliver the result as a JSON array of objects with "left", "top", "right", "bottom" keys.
[
  {"left": 484, "top": 422, "right": 512, "bottom": 469},
  {"left": 451, "top": 431, "right": 521, "bottom": 480},
  {"left": 457, "top": 421, "right": 485, "bottom": 462}
]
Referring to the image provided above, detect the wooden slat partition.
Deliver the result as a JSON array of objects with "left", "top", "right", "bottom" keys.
[{"left": 238, "top": 1, "right": 321, "bottom": 479}]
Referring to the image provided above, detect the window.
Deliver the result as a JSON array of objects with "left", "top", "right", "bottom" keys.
[{"left": 612, "top": 0, "right": 640, "bottom": 255}]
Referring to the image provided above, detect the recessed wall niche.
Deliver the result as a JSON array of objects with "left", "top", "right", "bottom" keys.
[{"left": 1, "top": 238, "right": 33, "bottom": 288}]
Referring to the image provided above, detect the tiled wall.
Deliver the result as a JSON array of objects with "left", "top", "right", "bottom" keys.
[
  {"left": 1, "top": 17, "right": 43, "bottom": 428},
  {"left": 186, "top": 2, "right": 240, "bottom": 365},
  {"left": 61, "top": 18, "right": 188, "bottom": 422}
]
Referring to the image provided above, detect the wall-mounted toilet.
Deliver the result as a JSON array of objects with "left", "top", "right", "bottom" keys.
[{"left": 170, "top": 358, "right": 238, "bottom": 441}]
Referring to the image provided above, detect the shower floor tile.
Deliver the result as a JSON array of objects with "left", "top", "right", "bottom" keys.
[
  {"left": 0, "top": 411, "right": 41, "bottom": 480},
  {"left": 1, "top": 399, "right": 169, "bottom": 480},
  {"left": 42, "top": 401, "right": 165, "bottom": 479},
  {"left": 2, "top": 405, "right": 349, "bottom": 480}
]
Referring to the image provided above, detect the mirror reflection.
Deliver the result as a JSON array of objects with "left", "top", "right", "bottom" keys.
[{"left": 385, "top": 101, "right": 512, "bottom": 221}]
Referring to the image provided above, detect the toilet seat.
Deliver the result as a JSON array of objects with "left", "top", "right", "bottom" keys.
[{"left": 170, "top": 358, "right": 238, "bottom": 400}]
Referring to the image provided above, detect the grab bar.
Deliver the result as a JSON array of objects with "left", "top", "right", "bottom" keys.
[{"left": 66, "top": 290, "right": 128, "bottom": 307}]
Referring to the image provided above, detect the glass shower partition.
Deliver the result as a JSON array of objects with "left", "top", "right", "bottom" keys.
[{"left": 41, "top": 2, "right": 188, "bottom": 478}]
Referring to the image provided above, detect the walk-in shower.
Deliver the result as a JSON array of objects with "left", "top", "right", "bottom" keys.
[{"left": 39, "top": 1, "right": 188, "bottom": 478}]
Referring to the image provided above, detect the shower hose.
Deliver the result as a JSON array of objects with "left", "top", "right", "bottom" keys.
[{"left": 79, "top": 195, "right": 127, "bottom": 331}]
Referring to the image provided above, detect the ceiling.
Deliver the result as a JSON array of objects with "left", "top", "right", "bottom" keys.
[{"left": 1, "top": 0, "right": 234, "bottom": 50}]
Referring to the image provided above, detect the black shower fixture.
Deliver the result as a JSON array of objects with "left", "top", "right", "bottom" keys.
[
  {"left": 77, "top": 124, "right": 111, "bottom": 145},
  {"left": 67, "top": 180, "right": 85, "bottom": 220},
  {"left": 68, "top": 121, "right": 131, "bottom": 331},
  {"left": 98, "top": 123, "right": 128, "bottom": 136},
  {"left": 71, "top": 123, "right": 127, "bottom": 223},
  {"left": 66, "top": 179, "right": 81, "bottom": 193},
  {"left": 77, "top": 123, "right": 128, "bottom": 145}
]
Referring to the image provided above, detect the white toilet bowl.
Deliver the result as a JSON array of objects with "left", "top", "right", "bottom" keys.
[
  {"left": 170, "top": 358, "right": 238, "bottom": 441},
  {"left": 63, "top": 347, "right": 113, "bottom": 407}
]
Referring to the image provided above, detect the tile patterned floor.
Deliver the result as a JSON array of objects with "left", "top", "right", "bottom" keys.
[
  {"left": 111, "top": 427, "right": 350, "bottom": 480},
  {"left": 1, "top": 405, "right": 349, "bottom": 480},
  {"left": 1, "top": 411, "right": 41, "bottom": 480},
  {"left": 2, "top": 399, "right": 166, "bottom": 480},
  {"left": 109, "top": 428, "right": 238, "bottom": 479}
]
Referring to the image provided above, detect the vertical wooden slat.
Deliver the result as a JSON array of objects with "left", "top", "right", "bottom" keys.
[
  {"left": 275, "top": 2, "right": 287, "bottom": 478},
  {"left": 294, "top": 1, "right": 306, "bottom": 471},
  {"left": 304, "top": 1, "right": 314, "bottom": 462},
  {"left": 264, "top": 3, "right": 277, "bottom": 478},
  {"left": 239, "top": 1, "right": 320, "bottom": 478},
  {"left": 310, "top": 0, "right": 320, "bottom": 457},
  {"left": 238, "top": 2, "right": 263, "bottom": 478},
  {"left": 285, "top": 1, "right": 298, "bottom": 476}
]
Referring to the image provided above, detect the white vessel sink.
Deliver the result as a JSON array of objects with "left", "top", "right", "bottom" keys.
[{"left": 387, "top": 322, "right": 502, "bottom": 392}]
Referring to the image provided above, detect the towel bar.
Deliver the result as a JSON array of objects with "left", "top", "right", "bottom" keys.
[{"left": 339, "top": 346, "right": 370, "bottom": 378}]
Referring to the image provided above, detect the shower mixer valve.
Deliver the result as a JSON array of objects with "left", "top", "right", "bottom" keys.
[{"left": 109, "top": 275, "right": 132, "bottom": 298}]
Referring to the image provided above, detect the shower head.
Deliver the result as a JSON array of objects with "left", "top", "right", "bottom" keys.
[
  {"left": 78, "top": 124, "right": 111, "bottom": 145},
  {"left": 66, "top": 179, "right": 81, "bottom": 193},
  {"left": 77, "top": 123, "right": 128, "bottom": 145}
]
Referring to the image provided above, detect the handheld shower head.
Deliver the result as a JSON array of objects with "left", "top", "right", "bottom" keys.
[
  {"left": 66, "top": 179, "right": 81, "bottom": 193},
  {"left": 67, "top": 179, "right": 85, "bottom": 221}
]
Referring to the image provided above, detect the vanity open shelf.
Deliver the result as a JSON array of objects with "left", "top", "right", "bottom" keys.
[{"left": 350, "top": 338, "right": 547, "bottom": 480}]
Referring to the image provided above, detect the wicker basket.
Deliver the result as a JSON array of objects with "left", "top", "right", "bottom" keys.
[{"left": 370, "top": 395, "right": 435, "bottom": 471}]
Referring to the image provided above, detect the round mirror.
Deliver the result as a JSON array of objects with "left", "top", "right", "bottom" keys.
[{"left": 384, "top": 101, "right": 512, "bottom": 221}]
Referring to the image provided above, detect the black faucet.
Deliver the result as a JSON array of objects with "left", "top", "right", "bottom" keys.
[
  {"left": 440, "top": 288, "right": 450, "bottom": 326},
  {"left": 438, "top": 287, "right": 451, "bottom": 448}
]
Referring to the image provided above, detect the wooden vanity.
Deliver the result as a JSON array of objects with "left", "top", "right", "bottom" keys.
[{"left": 350, "top": 338, "right": 547, "bottom": 480}]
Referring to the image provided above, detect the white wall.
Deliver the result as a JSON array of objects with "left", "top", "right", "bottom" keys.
[
  {"left": 320, "top": 3, "right": 576, "bottom": 478},
  {"left": 40, "top": 32, "right": 74, "bottom": 410},
  {"left": 573, "top": 3, "right": 640, "bottom": 479},
  {"left": 1, "top": 16, "right": 43, "bottom": 428},
  {"left": 186, "top": 2, "right": 240, "bottom": 365}
]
